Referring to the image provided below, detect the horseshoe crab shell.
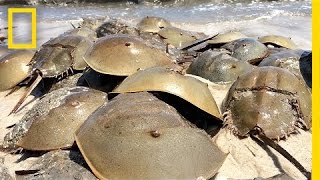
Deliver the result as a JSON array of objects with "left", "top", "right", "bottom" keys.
[
  {"left": 63, "top": 27, "right": 97, "bottom": 41},
  {"left": 207, "top": 31, "right": 247, "bottom": 44},
  {"left": 0, "top": 50, "right": 34, "bottom": 91},
  {"left": 31, "top": 34, "right": 94, "bottom": 77},
  {"left": 258, "top": 35, "right": 298, "bottom": 49},
  {"left": 137, "top": 16, "right": 171, "bottom": 33},
  {"left": 75, "top": 92, "right": 226, "bottom": 180},
  {"left": 3, "top": 87, "right": 107, "bottom": 150},
  {"left": 83, "top": 35, "right": 173, "bottom": 76},
  {"left": 222, "top": 38, "right": 268, "bottom": 64},
  {"left": 112, "top": 67, "right": 221, "bottom": 118},
  {"left": 222, "top": 67, "right": 311, "bottom": 139},
  {"left": 258, "top": 49, "right": 311, "bottom": 88},
  {"left": 158, "top": 27, "right": 198, "bottom": 48},
  {"left": 16, "top": 150, "right": 97, "bottom": 179},
  {"left": 186, "top": 50, "right": 254, "bottom": 84}
]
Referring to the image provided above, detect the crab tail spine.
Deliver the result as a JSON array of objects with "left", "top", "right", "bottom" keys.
[
  {"left": 256, "top": 133, "right": 311, "bottom": 180},
  {"left": 8, "top": 71, "right": 42, "bottom": 116}
]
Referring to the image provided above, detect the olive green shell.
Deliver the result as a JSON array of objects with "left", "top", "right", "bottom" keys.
[
  {"left": 222, "top": 67, "right": 311, "bottom": 139},
  {"left": 187, "top": 50, "right": 254, "bottom": 84},
  {"left": 0, "top": 50, "right": 34, "bottom": 91},
  {"left": 3, "top": 87, "right": 106, "bottom": 150},
  {"left": 207, "top": 31, "right": 247, "bottom": 44},
  {"left": 83, "top": 35, "right": 173, "bottom": 76},
  {"left": 258, "top": 35, "right": 298, "bottom": 49},
  {"left": 16, "top": 150, "right": 97, "bottom": 180},
  {"left": 137, "top": 16, "right": 172, "bottom": 33},
  {"left": 258, "top": 49, "right": 311, "bottom": 88},
  {"left": 63, "top": 27, "right": 97, "bottom": 40},
  {"left": 75, "top": 92, "right": 226, "bottom": 180},
  {"left": 158, "top": 27, "right": 197, "bottom": 48},
  {"left": 112, "top": 67, "right": 221, "bottom": 118},
  {"left": 222, "top": 38, "right": 268, "bottom": 63},
  {"left": 31, "top": 35, "right": 93, "bottom": 77}
]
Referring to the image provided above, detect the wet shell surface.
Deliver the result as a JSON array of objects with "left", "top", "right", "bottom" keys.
[
  {"left": 187, "top": 50, "right": 254, "bottom": 84},
  {"left": 3, "top": 87, "right": 107, "bottom": 150},
  {"left": 222, "top": 38, "right": 268, "bottom": 63},
  {"left": 83, "top": 35, "right": 173, "bottom": 76},
  {"left": 62, "top": 27, "right": 97, "bottom": 41},
  {"left": 0, "top": 50, "right": 34, "bottom": 91},
  {"left": 75, "top": 92, "right": 227, "bottom": 180},
  {"left": 222, "top": 67, "right": 311, "bottom": 139},
  {"left": 207, "top": 31, "right": 247, "bottom": 44},
  {"left": 158, "top": 27, "right": 198, "bottom": 48},
  {"left": 137, "top": 16, "right": 171, "bottom": 33},
  {"left": 16, "top": 150, "right": 97, "bottom": 179},
  {"left": 31, "top": 35, "right": 93, "bottom": 77},
  {"left": 112, "top": 67, "right": 221, "bottom": 118},
  {"left": 258, "top": 35, "right": 298, "bottom": 49},
  {"left": 96, "top": 19, "right": 138, "bottom": 38},
  {"left": 259, "top": 49, "right": 312, "bottom": 88}
]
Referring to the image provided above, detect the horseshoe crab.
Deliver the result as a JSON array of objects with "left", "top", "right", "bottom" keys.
[
  {"left": 10, "top": 34, "right": 94, "bottom": 114},
  {"left": 15, "top": 150, "right": 97, "bottom": 179},
  {"left": 222, "top": 67, "right": 311, "bottom": 139},
  {"left": 63, "top": 27, "right": 97, "bottom": 40},
  {"left": 75, "top": 92, "right": 227, "bottom": 180},
  {"left": 222, "top": 38, "right": 268, "bottom": 64},
  {"left": 186, "top": 49, "right": 254, "bottom": 84},
  {"left": 0, "top": 50, "right": 35, "bottom": 91},
  {"left": 158, "top": 27, "right": 198, "bottom": 48},
  {"left": 112, "top": 67, "right": 221, "bottom": 119},
  {"left": 3, "top": 87, "right": 107, "bottom": 150},
  {"left": 83, "top": 35, "right": 173, "bottom": 76},
  {"left": 222, "top": 67, "right": 311, "bottom": 178},
  {"left": 207, "top": 31, "right": 247, "bottom": 45},
  {"left": 137, "top": 16, "right": 171, "bottom": 33},
  {"left": 96, "top": 19, "right": 138, "bottom": 38},
  {"left": 258, "top": 49, "right": 311, "bottom": 88},
  {"left": 258, "top": 35, "right": 297, "bottom": 49}
]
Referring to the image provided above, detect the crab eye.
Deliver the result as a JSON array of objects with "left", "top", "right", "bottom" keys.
[{"left": 125, "top": 42, "right": 131, "bottom": 47}]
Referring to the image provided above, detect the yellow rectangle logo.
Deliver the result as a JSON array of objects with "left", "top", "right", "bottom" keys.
[{"left": 8, "top": 8, "right": 37, "bottom": 49}]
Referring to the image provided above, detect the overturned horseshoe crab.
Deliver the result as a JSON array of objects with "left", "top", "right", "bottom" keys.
[
  {"left": 3, "top": 87, "right": 107, "bottom": 150},
  {"left": 222, "top": 67, "right": 311, "bottom": 178},
  {"left": 186, "top": 49, "right": 254, "bottom": 84},
  {"left": 258, "top": 35, "right": 298, "bottom": 49},
  {"left": 222, "top": 38, "right": 268, "bottom": 64},
  {"left": 0, "top": 50, "right": 35, "bottom": 91},
  {"left": 83, "top": 35, "right": 173, "bottom": 76},
  {"left": 112, "top": 67, "right": 221, "bottom": 119},
  {"left": 75, "top": 92, "right": 227, "bottom": 180},
  {"left": 10, "top": 34, "right": 94, "bottom": 114},
  {"left": 137, "top": 16, "right": 171, "bottom": 33}
]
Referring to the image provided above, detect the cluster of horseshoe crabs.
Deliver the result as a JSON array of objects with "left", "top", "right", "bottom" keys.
[{"left": 0, "top": 16, "right": 312, "bottom": 179}]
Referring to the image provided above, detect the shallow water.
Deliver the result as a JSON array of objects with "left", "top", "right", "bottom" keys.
[{"left": 0, "top": 0, "right": 311, "bottom": 49}]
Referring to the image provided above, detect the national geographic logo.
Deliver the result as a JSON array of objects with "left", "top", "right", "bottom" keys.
[{"left": 8, "top": 8, "right": 36, "bottom": 49}]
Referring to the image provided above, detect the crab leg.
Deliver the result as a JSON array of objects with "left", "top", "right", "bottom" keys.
[{"left": 9, "top": 72, "right": 42, "bottom": 115}]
